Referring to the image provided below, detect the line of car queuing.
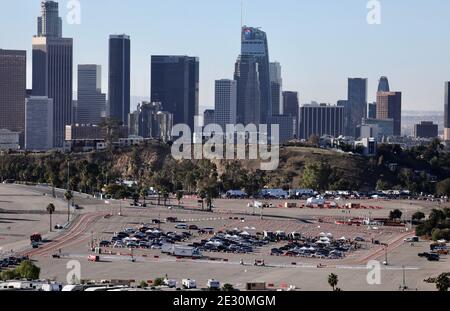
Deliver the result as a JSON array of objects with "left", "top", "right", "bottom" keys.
[
  {"left": 0, "top": 256, "right": 29, "bottom": 272},
  {"left": 418, "top": 242, "right": 448, "bottom": 262},
  {"left": 99, "top": 219, "right": 214, "bottom": 250}
]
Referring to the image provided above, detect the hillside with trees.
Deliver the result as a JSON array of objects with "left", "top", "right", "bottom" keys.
[{"left": 0, "top": 140, "right": 449, "bottom": 199}]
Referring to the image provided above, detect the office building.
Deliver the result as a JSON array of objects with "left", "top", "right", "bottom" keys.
[
  {"left": 0, "top": 49, "right": 26, "bottom": 146},
  {"left": 368, "top": 102, "right": 377, "bottom": 119},
  {"left": 155, "top": 111, "right": 174, "bottom": 142},
  {"left": 139, "top": 102, "right": 163, "bottom": 138},
  {"left": 32, "top": 3, "right": 72, "bottom": 148},
  {"left": 65, "top": 124, "right": 128, "bottom": 142},
  {"left": 77, "top": 65, "right": 106, "bottom": 125},
  {"left": 25, "top": 96, "right": 54, "bottom": 151},
  {"left": 203, "top": 109, "right": 215, "bottom": 127},
  {"left": 347, "top": 78, "right": 367, "bottom": 137},
  {"left": 108, "top": 35, "right": 130, "bottom": 124},
  {"left": 299, "top": 103, "right": 345, "bottom": 140},
  {"left": 283, "top": 91, "right": 299, "bottom": 138},
  {"left": 0, "top": 129, "right": 20, "bottom": 151},
  {"left": 445, "top": 82, "right": 450, "bottom": 141},
  {"left": 151, "top": 55, "right": 199, "bottom": 131},
  {"left": 37, "top": 0, "right": 62, "bottom": 38},
  {"left": 214, "top": 79, "right": 237, "bottom": 130},
  {"left": 362, "top": 118, "right": 394, "bottom": 139},
  {"left": 414, "top": 121, "right": 438, "bottom": 139},
  {"left": 269, "top": 62, "right": 282, "bottom": 115},
  {"left": 241, "top": 26, "right": 272, "bottom": 124},
  {"left": 128, "top": 110, "right": 140, "bottom": 136},
  {"left": 234, "top": 55, "right": 261, "bottom": 125},
  {"left": 271, "top": 115, "right": 294, "bottom": 143},
  {"left": 376, "top": 91, "right": 402, "bottom": 136}
]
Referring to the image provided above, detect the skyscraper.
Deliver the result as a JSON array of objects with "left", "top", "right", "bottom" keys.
[
  {"left": 377, "top": 76, "right": 390, "bottom": 92},
  {"left": 33, "top": 2, "right": 73, "bottom": 147},
  {"left": 203, "top": 109, "right": 215, "bottom": 127},
  {"left": 25, "top": 96, "right": 54, "bottom": 151},
  {"left": 108, "top": 35, "right": 130, "bottom": 124},
  {"left": 37, "top": 1, "right": 62, "bottom": 38},
  {"left": 269, "top": 62, "right": 282, "bottom": 115},
  {"left": 445, "top": 82, "right": 450, "bottom": 141},
  {"left": 0, "top": 49, "right": 26, "bottom": 146},
  {"left": 151, "top": 56, "right": 199, "bottom": 131},
  {"left": 214, "top": 79, "right": 237, "bottom": 130},
  {"left": 283, "top": 91, "right": 299, "bottom": 138},
  {"left": 241, "top": 26, "right": 272, "bottom": 124},
  {"left": 234, "top": 55, "right": 260, "bottom": 126},
  {"left": 376, "top": 91, "right": 402, "bottom": 136},
  {"left": 368, "top": 102, "right": 377, "bottom": 119},
  {"left": 347, "top": 78, "right": 368, "bottom": 137},
  {"left": 77, "top": 65, "right": 106, "bottom": 125}
]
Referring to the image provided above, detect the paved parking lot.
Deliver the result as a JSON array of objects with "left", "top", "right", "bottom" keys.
[{"left": 1, "top": 184, "right": 448, "bottom": 291}]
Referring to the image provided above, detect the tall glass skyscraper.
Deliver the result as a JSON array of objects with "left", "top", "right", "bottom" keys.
[
  {"left": 108, "top": 35, "right": 131, "bottom": 125},
  {"left": 269, "top": 62, "right": 282, "bottom": 115},
  {"left": 376, "top": 91, "right": 402, "bottom": 136},
  {"left": 77, "top": 65, "right": 106, "bottom": 125},
  {"left": 151, "top": 56, "right": 199, "bottom": 131},
  {"left": 37, "top": 1, "right": 62, "bottom": 38},
  {"left": 234, "top": 55, "right": 260, "bottom": 126},
  {"left": 377, "top": 76, "right": 390, "bottom": 92},
  {"left": 347, "top": 78, "right": 368, "bottom": 137},
  {"left": 0, "top": 49, "right": 26, "bottom": 145},
  {"left": 32, "top": 1, "right": 72, "bottom": 147},
  {"left": 445, "top": 82, "right": 450, "bottom": 141},
  {"left": 214, "top": 79, "right": 237, "bottom": 130},
  {"left": 241, "top": 26, "right": 272, "bottom": 124}
]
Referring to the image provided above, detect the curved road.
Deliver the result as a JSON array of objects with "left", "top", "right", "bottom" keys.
[{"left": 22, "top": 211, "right": 108, "bottom": 258}]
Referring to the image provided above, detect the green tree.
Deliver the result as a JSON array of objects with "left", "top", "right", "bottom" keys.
[
  {"left": 222, "top": 283, "right": 235, "bottom": 291},
  {"left": 153, "top": 277, "right": 164, "bottom": 286},
  {"left": 389, "top": 209, "right": 403, "bottom": 221},
  {"left": 46, "top": 203, "right": 56, "bottom": 232},
  {"left": 16, "top": 260, "right": 41, "bottom": 280},
  {"left": 1, "top": 269, "right": 20, "bottom": 281},
  {"left": 412, "top": 212, "right": 426, "bottom": 222},
  {"left": 436, "top": 178, "right": 450, "bottom": 196},
  {"left": 328, "top": 273, "right": 339, "bottom": 291},
  {"left": 176, "top": 191, "right": 183, "bottom": 205},
  {"left": 435, "top": 273, "right": 450, "bottom": 292},
  {"left": 300, "top": 161, "right": 331, "bottom": 191}
]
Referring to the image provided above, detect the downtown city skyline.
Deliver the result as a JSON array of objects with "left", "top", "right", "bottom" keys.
[{"left": 1, "top": 0, "right": 450, "bottom": 113}]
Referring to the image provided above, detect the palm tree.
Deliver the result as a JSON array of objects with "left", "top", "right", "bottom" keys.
[
  {"left": 46, "top": 203, "right": 56, "bottom": 232},
  {"left": 64, "top": 191, "right": 73, "bottom": 222},
  {"left": 328, "top": 273, "right": 338, "bottom": 291}
]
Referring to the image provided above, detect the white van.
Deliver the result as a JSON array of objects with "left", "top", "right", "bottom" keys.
[
  {"left": 207, "top": 279, "right": 220, "bottom": 290},
  {"left": 164, "top": 279, "right": 177, "bottom": 288},
  {"left": 182, "top": 279, "right": 197, "bottom": 289}
]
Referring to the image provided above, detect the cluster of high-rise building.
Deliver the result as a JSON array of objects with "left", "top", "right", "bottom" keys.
[{"left": 0, "top": 1, "right": 448, "bottom": 152}]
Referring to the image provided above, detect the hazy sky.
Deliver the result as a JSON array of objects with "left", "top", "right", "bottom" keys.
[{"left": 1, "top": 0, "right": 450, "bottom": 112}]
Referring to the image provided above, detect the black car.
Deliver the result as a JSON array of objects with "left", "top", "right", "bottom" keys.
[
  {"left": 427, "top": 254, "right": 440, "bottom": 261},
  {"left": 99, "top": 241, "right": 111, "bottom": 247}
]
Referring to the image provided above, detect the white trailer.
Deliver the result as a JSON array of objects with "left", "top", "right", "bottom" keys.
[{"left": 182, "top": 279, "right": 197, "bottom": 289}]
